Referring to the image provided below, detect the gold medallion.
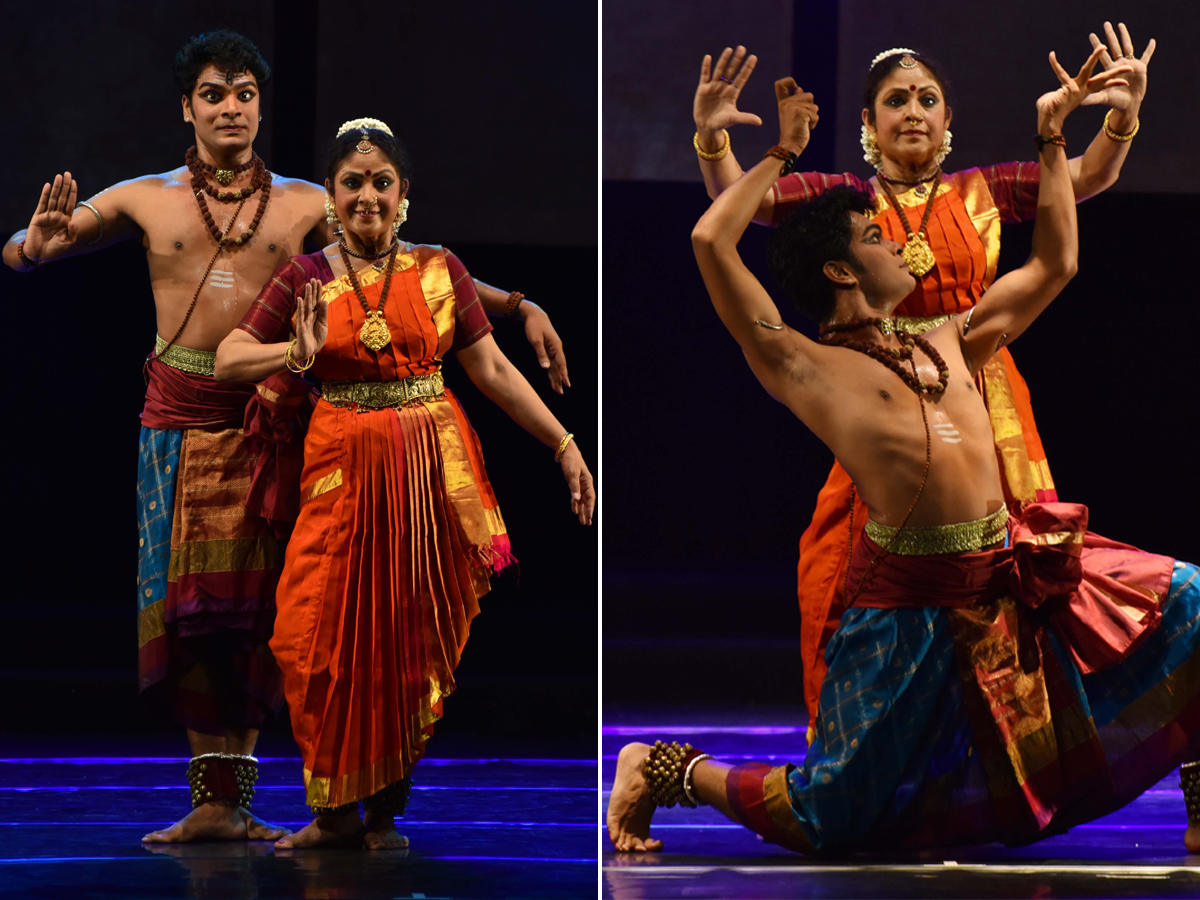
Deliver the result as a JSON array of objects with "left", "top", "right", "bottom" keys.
[
  {"left": 215, "top": 169, "right": 235, "bottom": 186},
  {"left": 359, "top": 310, "right": 392, "bottom": 351},
  {"left": 902, "top": 233, "right": 936, "bottom": 277}
]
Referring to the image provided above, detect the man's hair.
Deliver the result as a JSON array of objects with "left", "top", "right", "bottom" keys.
[
  {"left": 767, "top": 186, "right": 875, "bottom": 323},
  {"left": 326, "top": 129, "right": 413, "bottom": 184},
  {"left": 173, "top": 31, "right": 271, "bottom": 97}
]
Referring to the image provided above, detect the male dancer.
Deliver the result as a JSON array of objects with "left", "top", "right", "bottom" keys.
[
  {"left": 3, "top": 30, "right": 570, "bottom": 843},
  {"left": 609, "top": 50, "right": 1199, "bottom": 854}
]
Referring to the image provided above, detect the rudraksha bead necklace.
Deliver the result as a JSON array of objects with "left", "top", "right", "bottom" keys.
[
  {"left": 339, "top": 239, "right": 399, "bottom": 351},
  {"left": 185, "top": 146, "right": 272, "bottom": 248},
  {"left": 187, "top": 149, "right": 256, "bottom": 186},
  {"left": 820, "top": 317, "right": 949, "bottom": 396}
]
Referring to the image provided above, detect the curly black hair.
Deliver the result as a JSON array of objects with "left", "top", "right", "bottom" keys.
[
  {"left": 326, "top": 128, "right": 413, "bottom": 184},
  {"left": 862, "top": 51, "right": 951, "bottom": 124},
  {"left": 173, "top": 30, "right": 271, "bottom": 97},
  {"left": 768, "top": 186, "right": 876, "bottom": 323}
]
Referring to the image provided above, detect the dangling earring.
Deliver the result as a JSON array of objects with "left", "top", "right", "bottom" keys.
[
  {"left": 934, "top": 129, "right": 953, "bottom": 166},
  {"left": 860, "top": 125, "right": 882, "bottom": 168},
  {"left": 325, "top": 195, "right": 342, "bottom": 233},
  {"left": 392, "top": 198, "right": 410, "bottom": 235}
]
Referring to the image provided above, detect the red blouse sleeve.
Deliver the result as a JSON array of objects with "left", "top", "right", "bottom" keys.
[
  {"left": 237, "top": 257, "right": 311, "bottom": 344},
  {"left": 445, "top": 249, "right": 494, "bottom": 352},
  {"left": 979, "top": 161, "right": 1041, "bottom": 224},
  {"left": 772, "top": 171, "right": 875, "bottom": 226}
]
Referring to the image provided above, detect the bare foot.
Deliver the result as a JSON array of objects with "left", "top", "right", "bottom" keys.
[
  {"left": 607, "top": 742, "right": 663, "bottom": 852},
  {"left": 1186, "top": 824, "right": 1200, "bottom": 854},
  {"left": 239, "top": 807, "right": 292, "bottom": 841},
  {"left": 363, "top": 810, "right": 410, "bottom": 850},
  {"left": 274, "top": 811, "right": 364, "bottom": 850},
  {"left": 142, "top": 802, "right": 246, "bottom": 843}
]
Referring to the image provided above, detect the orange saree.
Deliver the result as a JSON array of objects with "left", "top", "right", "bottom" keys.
[
  {"left": 773, "top": 164, "right": 1057, "bottom": 731},
  {"left": 238, "top": 244, "right": 512, "bottom": 808}
]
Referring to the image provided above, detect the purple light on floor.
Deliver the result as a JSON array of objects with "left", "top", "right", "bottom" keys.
[
  {"left": 0, "top": 821, "right": 595, "bottom": 827},
  {"left": 0, "top": 757, "right": 592, "bottom": 766},
  {"left": 427, "top": 856, "right": 595, "bottom": 863},
  {"left": 603, "top": 725, "right": 805, "bottom": 735},
  {"left": 0, "top": 785, "right": 592, "bottom": 792}
]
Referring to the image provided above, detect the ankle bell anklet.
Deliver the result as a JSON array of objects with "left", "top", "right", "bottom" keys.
[
  {"left": 1182, "top": 761, "right": 1200, "bottom": 826},
  {"left": 644, "top": 741, "right": 710, "bottom": 808},
  {"left": 187, "top": 753, "right": 258, "bottom": 809},
  {"left": 311, "top": 800, "right": 359, "bottom": 817},
  {"left": 363, "top": 777, "right": 414, "bottom": 818}
]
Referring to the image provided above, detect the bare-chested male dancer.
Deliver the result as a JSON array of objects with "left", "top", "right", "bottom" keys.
[
  {"left": 3, "top": 30, "right": 572, "bottom": 844},
  {"left": 609, "top": 49, "right": 1200, "bottom": 855}
]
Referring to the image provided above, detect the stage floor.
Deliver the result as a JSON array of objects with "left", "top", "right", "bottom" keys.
[
  {"left": 0, "top": 734, "right": 596, "bottom": 900},
  {"left": 602, "top": 707, "right": 1200, "bottom": 899}
]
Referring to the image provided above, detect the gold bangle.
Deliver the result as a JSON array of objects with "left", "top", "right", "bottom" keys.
[
  {"left": 1103, "top": 108, "right": 1139, "bottom": 142},
  {"left": 285, "top": 338, "right": 314, "bottom": 374},
  {"left": 554, "top": 432, "right": 575, "bottom": 462},
  {"left": 693, "top": 129, "right": 730, "bottom": 161}
]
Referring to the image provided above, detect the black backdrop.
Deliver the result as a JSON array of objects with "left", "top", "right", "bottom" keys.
[{"left": 0, "top": 2, "right": 597, "bottom": 739}]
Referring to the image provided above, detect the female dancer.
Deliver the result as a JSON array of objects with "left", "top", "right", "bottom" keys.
[
  {"left": 215, "top": 118, "right": 594, "bottom": 849},
  {"left": 692, "top": 26, "right": 1153, "bottom": 738}
]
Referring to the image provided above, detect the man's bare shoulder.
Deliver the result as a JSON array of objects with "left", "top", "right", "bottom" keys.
[
  {"left": 86, "top": 167, "right": 190, "bottom": 203},
  {"left": 269, "top": 175, "right": 325, "bottom": 199}
]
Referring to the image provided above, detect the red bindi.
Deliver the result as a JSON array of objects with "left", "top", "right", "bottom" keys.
[
  {"left": 909, "top": 84, "right": 917, "bottom": 91},
  {"left": 365, "top": 169, "right": 372, "bottom": 175}
]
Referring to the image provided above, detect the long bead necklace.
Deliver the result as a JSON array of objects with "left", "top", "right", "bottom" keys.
[
  {"left": 820, "top": 318, "right": 940, "bottom": 603},
  {"left": 339, "top": 240, "right": 399, "bottom": 351},
  {"left": 874, "top": 167, "right": 941, "bottom": 277}
]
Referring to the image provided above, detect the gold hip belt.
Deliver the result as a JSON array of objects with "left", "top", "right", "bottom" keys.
[
  {"left": 154, "top": 335, "right": 216, "bottom": 376},
  {"left": 865, "top": 504, "right": 1009, "bottom": 556},
  {"left": 321, "top": 370, "right": 444, "bottom": 410}
]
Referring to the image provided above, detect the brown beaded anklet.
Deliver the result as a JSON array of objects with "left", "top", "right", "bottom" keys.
[{"left": 187, "top": 753, "right": 258, "bottom": 809}]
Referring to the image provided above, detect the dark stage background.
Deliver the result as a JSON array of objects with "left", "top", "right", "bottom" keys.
[
  {"left": 0, "top": 2, "right": 597, "bottom": 740},
  {"left": 603, "top": 0, "right": 1200, "bottom": 708}
]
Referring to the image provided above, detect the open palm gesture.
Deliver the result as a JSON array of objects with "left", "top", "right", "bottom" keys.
[
  {"left": 1037, "top": 47, "right": 1132, "bottom": 132},
  {"left": 293, "top": 279, "right": 328, "bottom": 362},
  {"left": 694, "top": 46, "right": 763, "bottom": 134},
  {"left": 25, "top": 172, "right": 80, "bottom": 261},
  {"left": 1086, "top": 21, "right": 1155, "bottom": 111}
]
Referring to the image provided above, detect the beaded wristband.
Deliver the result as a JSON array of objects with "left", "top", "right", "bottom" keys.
[
  {"left": 1033, "top": 133, "right": 1067, "bottom": 155},
  {"left": 1103, "top": 109, "right": 1139, "bottom": 142},
  {"left": 693, "top": 129, "right": 730, "bottom": 161},
  {"left": 554, "top": 432, "right": 575, "bottom": 462},
  {"left": 504, "top": 291, "right": 525, "bottom": 317},
  {"left": 764, "top": 144, "right": 799, "bottom": 176},
  {"left": 16, "top": 240, "right": 43, "bottom": 270}
]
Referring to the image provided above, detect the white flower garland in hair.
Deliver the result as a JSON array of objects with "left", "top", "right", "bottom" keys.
[
  {"left": 934, "top": 129, "right": 953, "bottom": 166},
  {"left": 336, "top": 117, "right": 394, "bottom": 138},
  {"left": 869, "top": 48, "right": 917, "bottom": 70}
]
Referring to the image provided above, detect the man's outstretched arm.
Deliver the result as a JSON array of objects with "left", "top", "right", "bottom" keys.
[
  {"left": 960, "top": 48, "right": 1131, "bottom": 374},
  {"left": 3, "top": 173, "right": 137, "bottom": 270}
]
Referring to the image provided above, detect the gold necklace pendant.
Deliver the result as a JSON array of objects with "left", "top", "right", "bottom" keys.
[
  {"left": 902, "top": 233, "right": 936, "bottom": 277},
  {"left": 359, "top": 310, "right": 392, "bottom": 351},
  {"left": 214, "top": 169, "right": 236, "bottom": 186}
]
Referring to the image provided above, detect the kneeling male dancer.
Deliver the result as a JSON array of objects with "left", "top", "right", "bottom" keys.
[{"left": 609, "top": 49, "right": 1200, "bottom": 854}]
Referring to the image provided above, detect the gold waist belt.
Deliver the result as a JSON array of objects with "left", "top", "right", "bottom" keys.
[
  {"left": 865, "top": 504, "right": 1009, "bottom": 556},
  {"left": 322, "top": 371, "right": 444, "bottom": 410},
  {"left": 154, "top": 335, "right": 216, "bottom": 376}
]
